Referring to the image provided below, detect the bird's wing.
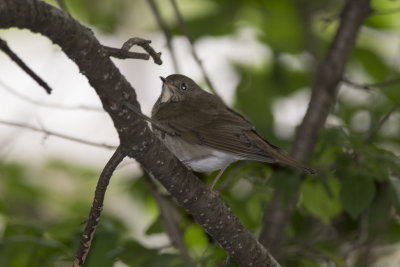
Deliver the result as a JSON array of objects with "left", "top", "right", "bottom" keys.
[
  {"left": 152, "top": 93, "right": 315, "bottom": 174},
  {"left": 152, "top": 94, "right": 278, "bottom": 162}
]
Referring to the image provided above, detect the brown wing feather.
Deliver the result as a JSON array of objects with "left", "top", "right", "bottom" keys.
[{"left": 152, "top": 92, "right": 314, "bottom": 174}]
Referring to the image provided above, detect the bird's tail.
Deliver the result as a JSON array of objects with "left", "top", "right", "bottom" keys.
[
  {"left": 272, "top": 148, "right": 316, "bottom": 175},
  {"left": 255, "top": 133, "right": 316, "bottom": 175}
]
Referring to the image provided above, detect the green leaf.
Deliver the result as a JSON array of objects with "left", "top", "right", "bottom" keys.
[
  {"left": 84, "top": 226, "right": 120, "bottom": 267},
  {"left": 300, "top": 177, "right": 342, "bottom": 223},
  {"left": 145, "top": 215, "right": 164, "bottom": 235},
  {"left": 0, "top": 223, "right": 67, "bottom": 267},
  {"left": 63, "top": 0, "right": 129, "bottom": 32},
  {"left": 169, "top": 0, "right": 241, "bottom": 39},
  {"left": 368, "top": 184, "right": 391, "bottom": 225},
  {"left": 260, "top": 0, "right": 305, "bottom": 53},
  {"left": 365, "top": 0, "right": 400, "bottom": 29},
  {"left": 351, "top": 47, "right": 389, "bottom": 81},
  {"left": 118, "top": 240, "right": 185, "bottom": 267},
  {"left": 184, "top": 224, "right": 209, "bottom": 258},
  {"left": 268, "top": 171, "right": 301, "bottom": 205},
  {"left": 340, "top": 175, "right": 376, "bottom": 219}
]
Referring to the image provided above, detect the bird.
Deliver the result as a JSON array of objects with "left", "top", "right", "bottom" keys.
[{"left": 151, "top": 74, "right": 315, "bottom": 188}]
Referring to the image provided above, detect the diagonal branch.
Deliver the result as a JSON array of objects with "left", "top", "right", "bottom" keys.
[
  {"left": 146, "top": 0, "right": 179, "bottom": 73},
  {"left": 169, "top": 0, "right": 218, "bottom": 96},
  {"left": 260, "top": 0, "right": 373, "bottom": 255},
  {"left": 55, "top": 0, "right": 68, "bottom": 12},
  {"left": 342, "top": 76, "right": 400, "bottom": 90},
  {"left": 0, "top": 1, "right": 279, "bottom": 266},
  {"left": 0, "top": 38, "right": 52, "bottom": 94},
  {"left": 366, "top": 97, "right": 400, "bottom": 141},
  {"left": 73, "top": 146, "right": 126, "bottom": 267}
]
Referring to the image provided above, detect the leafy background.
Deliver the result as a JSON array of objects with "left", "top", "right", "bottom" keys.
[{"left": 1, "top": 0, "right": 400, "bottom": 266}]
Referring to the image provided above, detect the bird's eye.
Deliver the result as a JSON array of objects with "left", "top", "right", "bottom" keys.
[{"left": 180, "top": 83, "right": 187, "bottom": 91}]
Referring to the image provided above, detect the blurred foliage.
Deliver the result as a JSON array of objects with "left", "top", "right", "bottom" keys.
[{"left": 3, "top": 0, "right": 400, "bottom": 266}]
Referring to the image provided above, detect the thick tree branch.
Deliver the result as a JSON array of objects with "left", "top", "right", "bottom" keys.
[
  {"left": 0, "top": 0, "right": 278, "bottom": 265},
  {"left": 292, "top": 0, "right": 372, "bottom": 159},
  {"left": 260, "top": 0, "right": 373, "bottom": 255},
  {"left": 73, "top": 146, "right": 126, "bottom": 267}
]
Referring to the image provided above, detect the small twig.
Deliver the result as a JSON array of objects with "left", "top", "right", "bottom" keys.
[
  {"left": 103, "top": 46, "right": 150, "bottom": 61},
  {"left": 0, "top": 120, "right": 117, "bottom": 150},
  {"left": 0, "top": 38, "right": 52, "bottom": 94},
  {"left": 342, "top": 76, "right": 400, "bottom": 90},
  {"left": 55, "top": 0, "right": 68, "bottom": 12},
  {"left": 342, "top": 212, "right": 369, "bottom": 259},
  {"left": 146, "top": 0, "right": 179, "bottom": 72},
  {"left": 73, "top": 146, "right": 126, "bottom": 267},
  {"left": 366, "top": 97, "right": 400, "bottom": 141},
  {"left": 0, "top": 79, "right": 103, "bottom": 112},
  {"left": 143, "top": 173, "right": 194, "bottom": 265},
  {"left": 120, "top": 37, "right": 162, "bottom": 65},
  {"left": 169, "top": 0, "right": 218, "bottom": 96},
  {"left": 103, "top": 38, "right": 162, "bottom": 64},
  {"left": 123, "top": 102, "right": 178, "bottom": 136}
]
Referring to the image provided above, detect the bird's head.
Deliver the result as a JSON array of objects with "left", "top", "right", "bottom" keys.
[{"left": 158, "top": 74, "right": 202, "bottom": 103}]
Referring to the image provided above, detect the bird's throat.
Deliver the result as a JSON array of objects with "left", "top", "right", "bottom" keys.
[{"left": 160, "top": 84, "right": 174, "bottom": 103}]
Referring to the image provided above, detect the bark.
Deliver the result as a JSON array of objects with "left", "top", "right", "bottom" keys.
[{"left": 0, "top": 0, "right": 279, "bottom": 265}]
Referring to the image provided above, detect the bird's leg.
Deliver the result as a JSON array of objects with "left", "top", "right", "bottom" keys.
[{"left": 210, "top": 165, "right": 227, "bottom": 189}]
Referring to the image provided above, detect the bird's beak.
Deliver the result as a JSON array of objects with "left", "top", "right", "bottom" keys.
[{"left": 160, "top": 76, "right": 177, "bottom": 90}]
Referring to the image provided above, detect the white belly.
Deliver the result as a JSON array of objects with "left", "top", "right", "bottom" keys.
[
  {"left": 184, "top": 149, "right": 241, "bottom": 172},
  {"left": 160, "top": 135, "right": 242, "bottom": 172}
]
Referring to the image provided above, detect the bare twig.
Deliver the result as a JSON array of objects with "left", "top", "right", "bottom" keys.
[
  {"left": 121, "top": 37, "right": 162, "bottom": 65},
  {"left": 103, "top": 46, "right": 150, "bottom": 61},
  {"left": 342, "top": 76, "right": 400, "bottom": 90},
  {"left": 103, "top": 37, "right": 162, "bottom": 64},
  {"left": 169, "top": 0, "right": 218, "bottom": 96},
  {"left": 0, "top": 38, "right": 52, "bottom": 94},
  {"left": 146, "top": 0, "right": 179, "bottom": 72},
  {"left": 0, "top": 120, "right": 117, "bottom": 150},
  {"left": 73, "top": 146, "right": 126, "bottom": 267},
  {"left": 0, "top": 79, "right": 103, "bottom": 112},
  {"left": 342, "top": 212, "right": 369, "bottom": 259},
  {"left": 144, "top": 173, "right": 194, "bottom": 264},
  {"left": 123, "top": 102, "right": 178, "bottom": 136},
  {"left": 55, "top": 0, "right": 67, "bottom": 12},
  {"left": 366, "top": 97, "right": 400, "bottom": 141}
]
